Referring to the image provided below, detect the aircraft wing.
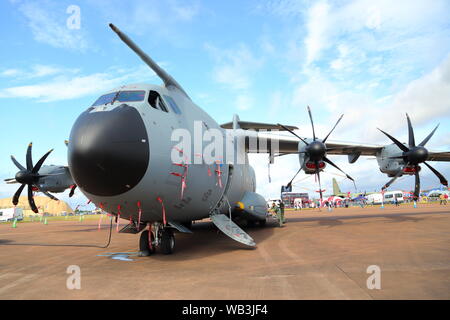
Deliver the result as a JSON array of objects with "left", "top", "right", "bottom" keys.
[
  {"left": 238, "top": 129, "right": 384, "bottom": 156},
  {"left": 427, "top": 151, "right": 450, "bottom": 162},
  {"left": 323, "top": 140, "right": 384, "bottom": 156}
]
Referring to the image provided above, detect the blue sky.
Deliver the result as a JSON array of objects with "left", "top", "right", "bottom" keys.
[{"left": 1, "top": 0, "right": 450, "bottom": 206}]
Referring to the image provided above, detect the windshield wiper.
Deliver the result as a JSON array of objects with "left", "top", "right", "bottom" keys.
[{"left": 110, "top": 91, "right": 121, "bottom": 105}]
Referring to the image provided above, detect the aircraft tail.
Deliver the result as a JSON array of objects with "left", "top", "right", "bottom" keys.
[{"left": 332, "top": 178, "right": 341, "bottom": 195}]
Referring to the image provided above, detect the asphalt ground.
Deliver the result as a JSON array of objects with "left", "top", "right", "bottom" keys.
[{"left": 0, "top": 203, "right": 449, "bottom": 299}]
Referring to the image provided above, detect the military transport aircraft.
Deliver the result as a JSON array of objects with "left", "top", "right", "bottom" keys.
[{"left": 5, "top": 24, "right": 450, "bottom": 255}]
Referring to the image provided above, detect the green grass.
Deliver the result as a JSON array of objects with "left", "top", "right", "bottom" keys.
[{"left": 1, "top": 214, "right": 107, "bottom": 224}]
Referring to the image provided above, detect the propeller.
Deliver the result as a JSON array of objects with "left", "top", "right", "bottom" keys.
[
  {"left": 378, "top": 113, "right": 447, "bottom": 199},
  {"left": 6, "top": 143, "right": 55, "bottom": 213},
  {"left": 279, "top": 106, "right": 355, "bottom": 205}
]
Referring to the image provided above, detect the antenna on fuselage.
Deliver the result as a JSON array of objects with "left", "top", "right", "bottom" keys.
[{"left": 109, "top": 23, "right": 191, "bottom": 100}]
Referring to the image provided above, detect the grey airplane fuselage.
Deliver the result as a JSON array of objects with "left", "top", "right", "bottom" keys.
[{"left": 67, "top": 83, "right": 257, "bottom": 223}]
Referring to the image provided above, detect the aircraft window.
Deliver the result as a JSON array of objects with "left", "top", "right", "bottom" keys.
[
  {"left": 92, "top": 92, "right": 116, "bottom": 106},
  {"left": 164, "top": 95, "right": 182, "bottom": 114},
  {"left": 92, "top": 91, "right": 145, "bottom": 106},
  {"left": 148, "top": 90, "right": 169, "bottom": 113},
  {"left": 117, "top": 91, "right": 146, "bottom": 102}
]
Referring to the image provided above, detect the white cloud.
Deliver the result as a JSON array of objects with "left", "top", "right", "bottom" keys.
[
  {"left": 90, "top": 0, "right": 200, "bottom": 43},
  {"left": 1, "top": 65, "right": 79, "bottom": 80},
  {"left": 205, "top": 43, "right": 263, "bottom": 90},
  {"left": 17, "top": 1, "right": 89, "bottom": 51},
  {"left": 1, "top": 69, "right": 21, "bottom": 77},
  {"left": 0, "top": 64, "right": 155, "bottom": 102},
  {"left": 304, "top": 1, "right": 331, "bottom": 66},
  {"left": 235, "top": 94, "right": 254, "bottom": 111}
]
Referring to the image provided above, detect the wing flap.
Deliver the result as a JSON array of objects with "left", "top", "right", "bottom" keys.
[
  {"left": 427, "top": 151, "right": 450, "bottom": 162},
  {"left": 221, "top": 121, "right": 298, "bottom": 131}
]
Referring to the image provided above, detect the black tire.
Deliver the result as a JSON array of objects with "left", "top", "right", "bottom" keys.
[
  {"left": 258, "top": 219, "right": 266, "bottom": 227},
  {"left": 160, "top": 229, "right": 175, "bottom": 254},
  {"left": 139, "top": 230, "right": 155, "bottom": 256},
  {"left": 181, "top": 221, "right": 192, "bottom": 229},
  {"left": 246, "top": 220, "right": 256, "bottom": 228}
]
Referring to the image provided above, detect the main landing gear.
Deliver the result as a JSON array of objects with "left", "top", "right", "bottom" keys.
[{"left": 139, "top": 223, "right": 175, "bottom": 256}]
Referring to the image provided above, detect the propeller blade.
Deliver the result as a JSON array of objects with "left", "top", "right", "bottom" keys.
[
  {"left": 414, "top": 170, "right": 420, "bottom": 200},
  {"left": 377, "top": 128, "right": 409, "bottom": 152},
  {"left": 315, "top": 161, "right": 323, "bottom": 203},
  {"left": 69, "top": 185, "right": 77, "bottom": 197},
  {"left": 11, "top": 155, "right": 26, "bottom": 171},
  {"left": 381, "top": 168, "right": 404, "bottom": 190},
  {"left": 323, "top": 114, "right": 344, "bottom": 143},
  {"left": 31, "top": 149, "right": 54, "bottom": 174},
  {"left": 323, "top": 156, "right": 355, "bottom": 182},
  {"left": 307, "top": 106, "right": 316, "bottom": 141},
  {"left": 12, "top": 184, "right": 26, "bottom": 206},
  {"left": 286, "top": 168, "right": 302, "bottom": 188},
  {"left": 277, "top": 123, "right": 309, "bottom": 145},
  {"left": 406, "top": 113, "right": 416, "bottom": 148},
  {"left": 27, "top": 184, "right": 38, "bottom": 213},
  {"left": 26, "top": 142, "right": 33, "bottom": 171},
  {"left": 4, "top": 178, "right": 15, "bottom": 182},
  {"left": 42, "top": 190, "right": 59, "bottom": 201},
  {"left": 418, "top": 124, "right": 439, "bottom": 147},
  {"left": 424, "top": 162, "right": 448, "bottom": 186}
]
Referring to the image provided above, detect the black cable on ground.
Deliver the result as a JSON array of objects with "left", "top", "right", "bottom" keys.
[{"left": 2, "top": 217, "right": 114, "bottom": 248}]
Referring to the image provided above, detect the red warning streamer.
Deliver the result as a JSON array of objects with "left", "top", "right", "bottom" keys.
[
  {"left": 215, "top": 160, "right": 223, "bottom": 188},
  {"left": 116, "top": 205, "right": 121, "bottom": 232},
  {"left": 98, "top": 203, "right": 104, "bottom": 231},
  {"left": 148, "top": 223, "right": 153, "bottom": 251},
  {"left": 156, "top": 197, "right": 166, "bottom": 226},
  {"left": 171, "top": 147, "right": 189, "bottom": 199},
  {"left": 137, "top": 201, "right": 142, "bottom": 228}
]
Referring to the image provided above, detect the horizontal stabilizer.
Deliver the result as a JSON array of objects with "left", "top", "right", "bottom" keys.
[{"left": 221, "top": 121, "right": 298, "bottom": 131}]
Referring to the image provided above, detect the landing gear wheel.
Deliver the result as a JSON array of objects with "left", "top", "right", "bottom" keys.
[
  {"left": 247, "top": 220, "right": 256, "bottom": 228},
  {"left": 139, "top": 230, "right": 155, "bottom": 256},
  {"left": 160, "top": 229, "right": 175, "bottom": 254},
  {"left": 182, "top": 221, "right": 192, "bottom": 229}
]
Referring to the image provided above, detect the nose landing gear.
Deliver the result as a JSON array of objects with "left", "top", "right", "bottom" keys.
[{"left": 139, "top": 223, "right": 175, "bottom": 256}]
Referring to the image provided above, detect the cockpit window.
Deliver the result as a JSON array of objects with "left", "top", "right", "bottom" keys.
[
  {"left": 148, "top": 90, "right": 169, "bottom": 113},
  {"left": 117, "top": 90, "right": 146, "bottom": 102},
  {"left": 163, "top": 95, "right": 182, "bottom": 114},
  {"left": 92, "top": 92, "right": 116, "bottom": 106},
  {"left": 92, "top": 90, "right": 146, "bottom": 106}
]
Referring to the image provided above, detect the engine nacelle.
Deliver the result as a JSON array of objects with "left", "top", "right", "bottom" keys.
[
  {"left": 36, "top": 165, "right": 74, "bottom": 193},
  {"left": 376, "top": 144, "right": 405, "bottom": 176},
  {"left": 298, "top": 139, "right": 326, "bottom": 174}
]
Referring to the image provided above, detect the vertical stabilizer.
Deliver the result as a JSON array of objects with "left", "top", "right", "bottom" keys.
[
  {"left": 232, "top": 114, "right": 241, "bottom": 130},
  {"left": 333, "top": 178, "right": 342, "bottom": 195}
]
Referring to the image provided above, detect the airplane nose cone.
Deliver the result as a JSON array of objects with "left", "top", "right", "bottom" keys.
[{"left": 68, "top": 104, "right": 149, "bottom": 197}]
